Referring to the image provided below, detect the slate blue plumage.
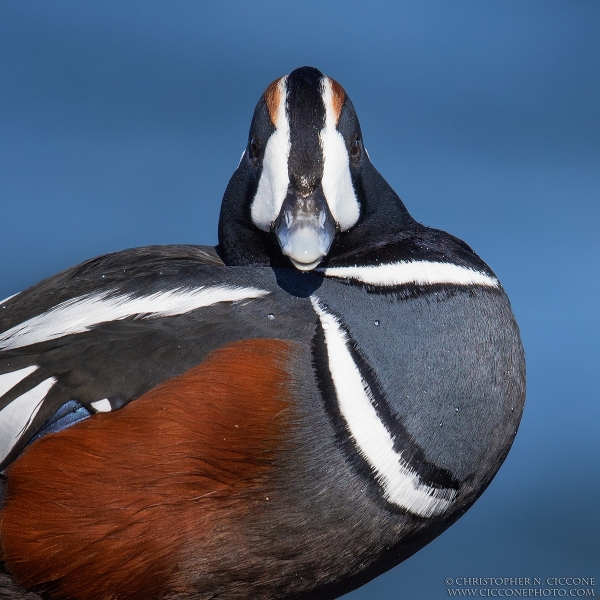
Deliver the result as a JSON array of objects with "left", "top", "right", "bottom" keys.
[{"left": 0, "top": 67, "right": 525, "bottom": 600}]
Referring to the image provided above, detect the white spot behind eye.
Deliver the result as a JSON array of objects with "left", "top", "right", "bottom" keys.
[
  {"left": 250, "top": 77, "right": 290, "bottom": 231},
  {"left": 320, "top": 78, "right": 360, "bottom": 232}
]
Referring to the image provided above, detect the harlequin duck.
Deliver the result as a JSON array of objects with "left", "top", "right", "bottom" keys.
[{"left": 0, "top": 66, "right": 525, "bottom": 600}]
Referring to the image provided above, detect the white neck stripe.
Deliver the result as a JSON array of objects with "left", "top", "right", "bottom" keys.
[
  {"left": 310, "top": 297, "right": 456, "bottom": 517},
  {"left": 319, "top": 261, "right": 499, "bottom": 288},
  {"left": 0, "top": 285, "right": 269, "bottom": 351}
]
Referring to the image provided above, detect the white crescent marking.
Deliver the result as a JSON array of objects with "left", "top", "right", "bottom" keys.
[{"left": 311, "top": 297, "right": 456, "bottom": 517}]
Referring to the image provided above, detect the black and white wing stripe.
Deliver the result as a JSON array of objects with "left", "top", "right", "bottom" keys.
[{"left": 0, "top": 245, "right": 270, "bottom": 471}]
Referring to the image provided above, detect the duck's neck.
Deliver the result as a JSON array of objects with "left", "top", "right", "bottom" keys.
[{"left": 217, "top": 158, "right": 418, "bottom": 268}]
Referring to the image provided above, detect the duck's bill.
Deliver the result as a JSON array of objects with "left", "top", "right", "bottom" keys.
[{"left": 274, "top": 187, "right": 337, "bottom": 271}]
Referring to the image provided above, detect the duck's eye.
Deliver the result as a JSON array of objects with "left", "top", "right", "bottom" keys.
[
  {"left": 350, "top": 137, "right": 361, "bottom": 160},
  {"left": 249, "top": 138, "right": 259, "bottom": 159}
]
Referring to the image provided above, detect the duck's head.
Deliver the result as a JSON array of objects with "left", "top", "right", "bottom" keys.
[{"left": 218, "top": 66, "right": 415, "bottom": 269}]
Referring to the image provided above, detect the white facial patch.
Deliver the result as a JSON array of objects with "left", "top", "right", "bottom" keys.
[
  {"left": 310, "top": 297, "right": 456, "bottom": 517},
  {"left": 250, "top": 77, "right": 291, "bottom": 231},
  {"left": 0, "top": 376, "right": 56, "bottom": 463},
  {"left": 320, "top": 78, "right": 360, "bottom": 231},
  {"left": 0, "top": 285, "right": 269, "bottom": 351},
  {"left": 320, "top": 261, "right": 499, "bottom": 288}
]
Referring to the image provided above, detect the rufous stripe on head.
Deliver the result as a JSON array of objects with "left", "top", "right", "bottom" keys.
[
  {"left": 327, "top": 77, "right": 346, "bottom": 124},
  {"left": 264, "top": 77, "right": 283, "bottom": 126}
]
